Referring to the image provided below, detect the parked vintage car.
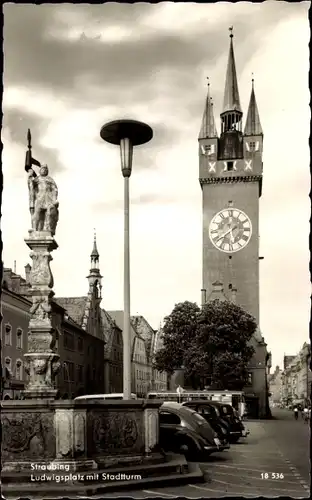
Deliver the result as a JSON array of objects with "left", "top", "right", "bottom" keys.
[
  {"left": 208, "top": 401, "right": 250, "bottom": 443},
  {"left": 182, "top": 400, "right": 230, "bottom": 445},
  {"left": 159, "top": 402, "right": 230, "bottom": 459}
]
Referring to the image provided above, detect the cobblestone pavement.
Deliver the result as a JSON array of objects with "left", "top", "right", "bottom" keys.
[{"left": 95, "top": 408, "right": 310, "bottom": 498}]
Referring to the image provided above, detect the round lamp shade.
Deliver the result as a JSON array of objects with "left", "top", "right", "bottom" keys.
[{"left": 100, "top": 119, "right": 153, "bottom": 146}]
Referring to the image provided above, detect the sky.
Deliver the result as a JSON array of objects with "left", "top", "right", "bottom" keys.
[{"left": 2, "top": 2, "right": 310, "bottom": 370}]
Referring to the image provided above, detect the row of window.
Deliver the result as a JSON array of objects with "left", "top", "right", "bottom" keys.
[
  {"left": 134, "top": 353, "right": 146, "bottom": 364},
  {"left": 62, "top": 362, "right": 101, "bottom": 383},
  {"left": 202, "top": 141, "right": 259, "bottom": 154},
  {"left": 110, "top": 364, "right": 122, "bottom": 377},
  {"left": 113, "top": 348, "right": 122, "bottom": 361},
  {"left": 4, "top": 324, "right": 23, "bottom": 349},
  {"left": 137, "top": 369, "right": 151, "bottom": 381},
  {"left": 64, "top": 332, "right": 84, "bottom": 352},
  {"left": 4, "top": 357, "right": 23, "bottom": 380}
]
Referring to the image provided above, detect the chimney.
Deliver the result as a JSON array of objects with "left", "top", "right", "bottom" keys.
[
  {"left": 25, "top": 264, "right": 31, "bottom": 285},
  {"left": 201, "top": 288, "right": 207, "bottom": 307}
]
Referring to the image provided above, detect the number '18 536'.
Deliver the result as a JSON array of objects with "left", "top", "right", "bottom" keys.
[{"left": 261, "top": 473, "right": 284, "bottom": 479}]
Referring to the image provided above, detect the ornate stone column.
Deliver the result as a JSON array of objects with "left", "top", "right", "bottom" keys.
[
  {"left": 23, "top": 232, "right": 60, "bottom": 398},
  {"left": 23, "top": 139, "right": 61, "bottom": 398}
]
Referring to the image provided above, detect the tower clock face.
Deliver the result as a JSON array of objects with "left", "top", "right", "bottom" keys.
[{"left": 209, "top": 208, "right": 252, "bottom": 253}]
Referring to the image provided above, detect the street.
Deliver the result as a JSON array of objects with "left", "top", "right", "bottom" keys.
[{"left": 95, "top": 408, "right": 310, "bottom": 498}]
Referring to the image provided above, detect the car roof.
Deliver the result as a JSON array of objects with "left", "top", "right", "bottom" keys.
[
  {"left": 183, "top": 400, "right": 214, "bottom": 405},
  {"left": 161, "top": 402, "right": 196, "bottom": 413}
]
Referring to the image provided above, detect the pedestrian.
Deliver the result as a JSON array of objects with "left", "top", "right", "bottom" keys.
[
  {"left": 293, "top": 406, "right": 299, "bottom": 420},
  {"left": 303, "top": 407, "right": 309, "bottom": 423}
]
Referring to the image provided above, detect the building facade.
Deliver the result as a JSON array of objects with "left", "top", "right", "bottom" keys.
[
  {"left": 1, "top": 264, "right": 106, "bottom": 399},
  {"left": 198, "top": 32, "right": 269, "bottom": 418},
  {"left": 1, "top": 270, "right": 31, "bottom": 400},
  {"left": 131, "top": 316, "right": 168, "bottom": 392},
  {"left": 268, "top": 366, "right": 283, "bottom": 405},
  {"left": 281, "top": 344, "right": 311, "bottom": 406}
]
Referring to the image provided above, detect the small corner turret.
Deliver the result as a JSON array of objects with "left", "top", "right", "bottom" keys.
[{"left": 198, "top": 77, "right": 218, "bottom": 183}]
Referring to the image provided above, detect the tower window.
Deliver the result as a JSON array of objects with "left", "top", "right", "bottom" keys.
[
  {"left": 227, "top": 161, "right": 234, "bottom": 171},
  {"left": 249, "top": 141, "right": 256, "bottom": 151}
]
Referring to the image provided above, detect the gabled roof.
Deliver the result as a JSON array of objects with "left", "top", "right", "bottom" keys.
[
  {"left": 55, "top": 296, "right": 88, "bottom": 326},
  {"left": 131, "top": 315, "right": 155, "bottom": 359},
  {"left": 107, "top": 310, "right": 138, "bottom": 345}
]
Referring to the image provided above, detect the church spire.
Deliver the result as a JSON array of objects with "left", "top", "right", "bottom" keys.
[
  {"left": 222, "top": 27, "right": 242, "bottom": 114},
  {"left": 88, "top": 229, "right": 102, "bottom": 298},
  {"left": 244, "top": 77, "right": 263, "bottom": 136},
  {"left": 199, "top": 78, "right": 218, "bottom": 139},
  {"left": 91, "top": 229, "right": 99, "bottom": 261}
]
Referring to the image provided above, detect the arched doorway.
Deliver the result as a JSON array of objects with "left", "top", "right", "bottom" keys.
[{"left": 3, "top": 394, "right": 11, "bottom": 400}]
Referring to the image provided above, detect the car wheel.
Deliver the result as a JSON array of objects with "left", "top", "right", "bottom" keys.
[
  {"left": 230, "top": 435, "right": 240, "bottom": 443},
  {"left": 177, "top": 438, "right": 198, "bottom": 460}
]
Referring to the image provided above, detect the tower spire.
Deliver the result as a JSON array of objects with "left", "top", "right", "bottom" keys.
[
  {"left": 244, "top": 75, "right": 263, "bottom": 136},
  {"left": 222, "top": 27, "right": 242, "bottom": 114},
  {"left": 91, "top": 228, "right": 99, "bottom": 260},
  {"left": 199, "top": 77, "right": 218, "bottom": 139},
  {"left": 88, "top": 229, "right": 102, "bottom": 298}
]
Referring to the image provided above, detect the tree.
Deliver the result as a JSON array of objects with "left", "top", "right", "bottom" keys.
[
  {"left": 154, "top": 298, "right": 257, "bottom": 390},
  {"left": 154, "top": 301, "right": 200, "bottom": 375}
]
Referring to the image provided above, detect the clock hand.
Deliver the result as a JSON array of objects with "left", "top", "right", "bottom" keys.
[
  {"left": 216, "top": 227, "right": 233, "bottom": 241},
  {"left": 216, "top": 225, "right": 238, "bottom": 242},
  {"left": 230, "top": 225, "right": 238, "bottom": 243}
]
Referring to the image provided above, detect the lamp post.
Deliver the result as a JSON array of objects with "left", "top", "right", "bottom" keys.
[{"left": 100, "top": 120, "right": 153, "bottom": 400}]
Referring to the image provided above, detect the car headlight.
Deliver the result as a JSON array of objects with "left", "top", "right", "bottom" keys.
[{"left": 214, "top": 437, "right": 221, "bottom": 446}]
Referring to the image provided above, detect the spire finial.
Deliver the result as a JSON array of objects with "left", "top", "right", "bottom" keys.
[
  {"left": 91, "top": 228, "right": 99, "bottom": 259},
  {"left": 206, "top": 76, "right": 210, "bottom": 88},
  {"left": 251, "top": 72, "right": 254, "bottom": 88},
  {"left": 229, "top": 26, "right": 234, "bottom": 39}
]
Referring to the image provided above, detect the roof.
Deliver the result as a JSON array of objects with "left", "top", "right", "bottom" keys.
[
  {"left": 107, "top": 310, "right": 138, "bottom": 344},
  {"left": 244, "top": 81, "right": 263, "bottom": 136},
  {"left": 130, "top": 315, "right": 155, "bottom": 358},
  {"left": 222, "top": 35, "right": 242, "bottom": 114},
  {"left": 91, "top": 233, "right": 99, "bottom": 259},
  {"left": 198, "top": 84, "right": 218, "bottom": 139},
  {"left": 55, "top": 297, "right": 88, "bottom": 326}
]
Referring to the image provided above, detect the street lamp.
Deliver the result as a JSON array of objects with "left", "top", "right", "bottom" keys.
[{"left": 100, "top": 120, "right": 153, "bottom": 400}]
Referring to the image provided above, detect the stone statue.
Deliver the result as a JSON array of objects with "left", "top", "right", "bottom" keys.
[{"left": 28, "top": 165, "right": 59, "bottom": 235}]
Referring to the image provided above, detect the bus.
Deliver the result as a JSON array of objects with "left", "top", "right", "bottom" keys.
[{"left": 146, "top": 390, "right": 246, "bottom": 417}]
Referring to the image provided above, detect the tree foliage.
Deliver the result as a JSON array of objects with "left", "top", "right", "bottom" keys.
[
  {"left": 154, "top": 299, "right": 257, "bottom": 390},
  {"left": 154, "top": 301, "right": 200, "bottom": 375}
]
